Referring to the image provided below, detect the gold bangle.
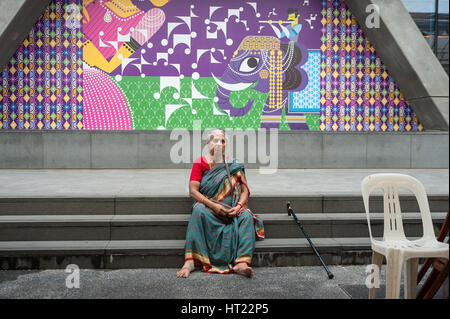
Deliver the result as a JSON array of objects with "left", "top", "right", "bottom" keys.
[{"left": 236, "top": 202, "right": 243, "bottom": 208}]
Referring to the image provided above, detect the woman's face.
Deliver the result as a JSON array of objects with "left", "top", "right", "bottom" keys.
[{"left": 209, "top": 133, "right": 226, "bottom": 160}]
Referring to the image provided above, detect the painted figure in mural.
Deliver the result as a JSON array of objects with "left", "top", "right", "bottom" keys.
[
  {"left": 82, "top": 0, "right": 170, "bottom": 74},
  {"left": 214, "top": 8, "right": 309, "bottom": 130},
  {"left": 282, "top": 8, "right": 302, "bottom": 42},
  {"left": 214, "top": 35, "right": 308, "bottom": 130},
  {"left": 177, "top": 130, "right": 264, "bottom": 278}
]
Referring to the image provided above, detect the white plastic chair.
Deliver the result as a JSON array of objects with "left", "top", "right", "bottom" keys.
[{"left": 361, "top": 174, "right": 449, "bottom": 299}]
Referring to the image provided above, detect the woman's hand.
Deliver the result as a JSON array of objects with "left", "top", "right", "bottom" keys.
[
  {"left": 227, "top": 206, "right": 242, "bottom": 218},
  {"left": 212, "top": 203, "right": 229, "bottom": 217}
]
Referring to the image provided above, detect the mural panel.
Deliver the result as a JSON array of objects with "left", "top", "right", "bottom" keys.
[
  {"left": 1, "top": 0, "right": 83, "bottom": 130},
  {"left": 0, "top": 0, "right": 423, "bottom": 131}
]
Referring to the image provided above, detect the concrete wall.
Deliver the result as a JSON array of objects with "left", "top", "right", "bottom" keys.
[{"left": 0, "top": 131, "right": 448, "bottom": 169}]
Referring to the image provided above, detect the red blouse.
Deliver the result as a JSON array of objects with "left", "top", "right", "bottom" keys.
[{"left": 189, "top": 156, "right": 231, "bottom": 182}]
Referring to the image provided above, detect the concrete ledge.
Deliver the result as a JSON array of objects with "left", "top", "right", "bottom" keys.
[
  {"left": 0, "top": 213, "right": 445, "bottom": 241},
  {"left": 0, "top": 237, "right": 377, "bottom": 269},
  {"left": 0, "top": 195, "right": 447, "bottom": 215},
  {"left": 0, "top": 198, "right": 115, "bottom": 215},
  {"left": 0, "top": 131, "right": 448, "bottom": 169}
]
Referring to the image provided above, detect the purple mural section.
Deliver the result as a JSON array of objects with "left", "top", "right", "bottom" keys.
[
  {"left": 106, "top": 0, "right": 322, "bottom": 78},
  {"left": 320, "top": 0, "right": 422, "bottom": 132}
]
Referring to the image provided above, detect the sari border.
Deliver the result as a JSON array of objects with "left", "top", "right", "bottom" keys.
[
  {"left": 185, "top": 249, "right": 234, "bottom": 274},
  {"left": 234, "top": 254, "right": 252, "bottom": 266},
  {"left": 243, "top": 208, "right": 266, "bottom": 240}
]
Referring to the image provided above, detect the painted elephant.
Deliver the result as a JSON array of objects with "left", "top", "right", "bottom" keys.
[{"left": 213, "top": 36, "right": 309, "bottom": 130}]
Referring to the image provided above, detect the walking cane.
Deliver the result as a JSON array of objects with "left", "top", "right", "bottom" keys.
[{"left": 286, "top": 202, "right": 334, "bottom": 279}]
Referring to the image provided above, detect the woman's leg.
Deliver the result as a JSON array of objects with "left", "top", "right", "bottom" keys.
[
  {"left": 177, "top": 204, "right": 208, "bottom": 278},
  {"left": 232, "top": 210, "right": 256, "bottom": 278},
  {"left": 178, "top": 203, "right": 230, "bottom": 277}
]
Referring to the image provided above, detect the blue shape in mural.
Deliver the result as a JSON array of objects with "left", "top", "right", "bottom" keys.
[{"left": 290, "top": 50, "right": 321, "bottom": 113}]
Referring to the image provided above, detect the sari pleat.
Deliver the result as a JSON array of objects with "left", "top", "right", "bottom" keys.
[{"left": 184, "top": 158, "right": 265, "bottom": 274}]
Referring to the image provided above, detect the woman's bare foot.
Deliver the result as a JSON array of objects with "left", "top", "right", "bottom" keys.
[
  {"left": 176, "top": 260, "right": 195, "bottom": 278},
  {"left": 233, "top": 263, "right": 254, "bottom": 278}
]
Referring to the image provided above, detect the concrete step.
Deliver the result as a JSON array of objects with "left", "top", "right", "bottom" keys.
[
  {"left": 0, "top": 195, "right": 448, "bottom": 215},
  {"left": 0, "top": 169, "right": 448, "bottom": 215},
  {"left": 0, "top": 237, "right": 379, "bottom": 270},
  {"left": 0, "top": 213, "right": 446, "bottom": 241},
  {"left": 0, "top": 169, "right": 446, "bottom": 270}
]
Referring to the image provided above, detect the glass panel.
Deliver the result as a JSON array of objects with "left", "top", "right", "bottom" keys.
[
  {"left": 402, "top": 0, "right": 436, "bottom": 35},
  {"left": 437, "top": 0, "right": 449, "bottom": 73},
  {"left": 402, "top": 0, "right": 449, "bottom": 73},
  {"left": 401, "top": 0, "right": 436, "bottom": 12}
]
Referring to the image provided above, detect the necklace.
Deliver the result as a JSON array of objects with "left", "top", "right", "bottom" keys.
[
  {"left": 109, "top": 0, "right": 140, "bottom": 14},
  {"left": 101, "top": 0, "right": 143, "bottom": 22},
  {"left": 112, "top": 0, "right": 136, "bottom": 10}
]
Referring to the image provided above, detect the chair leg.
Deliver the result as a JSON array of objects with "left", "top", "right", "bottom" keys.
[
  {"left": 416, "top": 268, "right": 440, "bottom": 299},
  {"left": 417, "top": 258, "right": 434, "bottom": 284},
  {"left": 423, "top": 259, "right": 449, "bottom": 299},
  {"left": 386, "top": 249, "right": 403, "bottom": 299},
  {"left": 444, "top": 278, "right": 449, "bottom": 299},
  {"left": 404, "top": 258, "right": 419, "bottom": 299},
  {"left": 369, "top": 251, "right": 384, "bottom": 299}
]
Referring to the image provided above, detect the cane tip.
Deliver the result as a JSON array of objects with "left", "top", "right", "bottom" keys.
[{"left": 328, "top": 273, "right": 334, "bottom": 279}]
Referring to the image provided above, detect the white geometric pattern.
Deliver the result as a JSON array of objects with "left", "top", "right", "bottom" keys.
[{"left": 290, "top": 50, "right": 321, "bottom": 113}]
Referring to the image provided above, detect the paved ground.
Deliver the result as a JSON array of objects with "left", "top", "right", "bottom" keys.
[
  {"left": 0, "top": 169, "right": 448, "bottom": 198},
  {"left": 0, "top": 265, "right": 446, "bottom": 299}
]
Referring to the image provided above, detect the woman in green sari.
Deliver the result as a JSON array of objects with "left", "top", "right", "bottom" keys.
[{"left": 176, "top": 129, "right": 265, "bottom": 278}]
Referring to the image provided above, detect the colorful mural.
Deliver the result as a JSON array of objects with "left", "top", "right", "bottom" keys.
[
  {"left": 320, "top": 0, "right": 422, "bottom": 132},
  {"left": 1, "top": 0, "right": 83, "bottom": 130},
  {"left": 0, "top": 0, "right": 423, "bottom": 131}
]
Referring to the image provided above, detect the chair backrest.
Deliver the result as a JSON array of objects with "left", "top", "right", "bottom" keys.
[{"left": 361, "top": 174, "right": 436, "bottom": 241}]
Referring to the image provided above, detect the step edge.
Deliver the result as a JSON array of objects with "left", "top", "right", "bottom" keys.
[
  {"left": 0, "top": 213, "right": 446, "bottom": 224},
  {"left": 0, "top": 237, "right": 384, "bottom": 252}
]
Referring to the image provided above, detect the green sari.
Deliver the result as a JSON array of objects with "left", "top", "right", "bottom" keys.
[{"left": 185, "top": 157, "right": 265, "bottom": 274}]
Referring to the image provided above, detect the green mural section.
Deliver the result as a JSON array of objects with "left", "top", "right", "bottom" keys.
[
  {"left": 114, "top": 76, "right": 320, "bottom": 131},
  {"left": 305, "top": 114, "right": 320, "bottom": 131},
  {"left": 115, "top": 77, "right": 274, "bottom": 130}
]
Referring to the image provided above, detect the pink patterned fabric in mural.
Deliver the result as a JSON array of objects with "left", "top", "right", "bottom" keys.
[
  {"left": 83, "top": 69, "right": 132, "bottom": 130},
  {"left": 83, "top": 1, "right": 144, "bottom": 59}
]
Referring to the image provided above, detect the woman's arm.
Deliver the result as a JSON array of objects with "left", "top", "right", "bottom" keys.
[
  {"left": 237, "top": 183, "right": 249, "bottom": 207},
  {"left": 228, "top": 183, "right": 249, "bottom": 217},
  {"left": 189, "top": 181, "right": 229, "bottom": 216}
]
